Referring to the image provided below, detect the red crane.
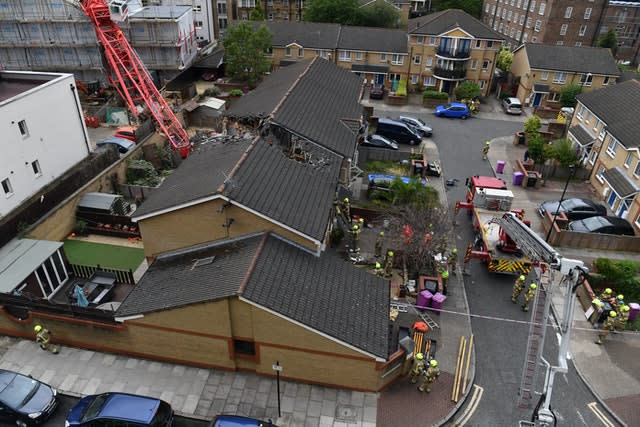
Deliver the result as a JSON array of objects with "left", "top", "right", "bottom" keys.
[{"left": 78, "top": 0, "right": 191, "bottom": 158}]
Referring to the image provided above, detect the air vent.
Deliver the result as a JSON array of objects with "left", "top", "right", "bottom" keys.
[{"left": 192, "top": 256, "right": 216, "bottom": 269}]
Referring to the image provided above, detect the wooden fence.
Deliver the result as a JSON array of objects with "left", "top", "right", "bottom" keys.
[
  {"left": 0, "top": 292, "right": 117, "bottom": 323},
  {"left": 69, "top": 264, "right": 135, "bottom": 285}
]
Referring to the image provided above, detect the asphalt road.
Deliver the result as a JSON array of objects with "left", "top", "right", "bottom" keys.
[{"left": 372, "top": 105, "right": 621, "bottom": 426}]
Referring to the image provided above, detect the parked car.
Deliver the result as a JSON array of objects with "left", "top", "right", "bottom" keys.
[
  {"left": 434, "top": 102, "right": 471, "bottom": 119},
  {"left": 567, "top": 216, "right": 635, "bottom": 236},
  {"left": 369, "top": 84, "right": 386, "bottom": 100},
  {"left": 359, "top": 134, "right": 398, "bottom": 150},
  {"left": 375, "top": 118, "right": 422, "bottom": 145},
  {"left": 65, "top": 392, "right": 174, "bottom": 427},
  {"left": 95, "top": 136, "right": 135, "bottom": 154},
  {"left": 209, "top": 414, "right": 276, "bottom": 426},
  {"left": 398, "top": 116, "right": 433, "bottom": 136},
  {"left": 113, "top": 125, "right": 138, "bottom": 142},
  {"left": 501, "top": 97, "right": 523, "bottom": 115},
  {"left": 0, "top": 369, "right": 59, "bottom": 427},
  {"left": 537, "top": 198, "right": 607, "bottom": 221}
]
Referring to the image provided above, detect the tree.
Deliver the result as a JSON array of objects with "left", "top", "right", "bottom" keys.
[
  {"left": 551, "top": 138, "right": 579, "bottom": 167},
  {"left": 250, "top": 1, "right": 264, "bottom": 20},
  {"left": 222, "top": 22, "right": 272, "bottom": 84},
  {"left": 559, "top": 84, "right": 582, "bottom": 108},
  {"left": 304, "top": 0, "right": 359, "bottom": 24},
  {"left": 598, "top": 29, "right": 617, "bottom": 51},
  {"left": 355, "top": 0, "right": 400, "bottom": 28},
  {"left": 454, "top": 81, "right": 481, "bottom": 100},
  {"left": 496, "top": 47, "right": 514, "bottom": 72},
  {"left": 523, "top": 115, "right": 541, "bottom": 140},
  {"left": 432, "top": 0, "right": 481, "bottom": 18},
  {"left": 527, "top": 133, "right": 551, "bottom": 165}
]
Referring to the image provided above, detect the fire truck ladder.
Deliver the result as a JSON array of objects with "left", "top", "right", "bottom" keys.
[
  {"left": 78, "top": 0, "right": 191, "bottom": 158},
  {"left": 491, "top": 213, "right": 561, "bottom": 408}
]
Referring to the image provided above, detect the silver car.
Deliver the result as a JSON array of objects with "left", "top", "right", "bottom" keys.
[
  {"left": 502, "top": 97, "right": 523, "bottom": 115},
  {"left": 398, "top": 116, "right": 433, "bottom": 136}
]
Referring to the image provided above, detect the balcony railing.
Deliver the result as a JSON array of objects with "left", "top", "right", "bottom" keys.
[
  {"left": 436, "top": 48, "right": 471, "bottom": 59},
  {"left": 433, "top": 66, "right": 467, "bottom": 80}
]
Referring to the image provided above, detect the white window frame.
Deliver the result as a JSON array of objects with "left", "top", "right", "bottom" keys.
[
  {"left": 413, "top": 55, "right": 421, "bottom": 64},
  {"left": 411, "top": 74, "right": 418, "bottom": 84},
  {"left": 606, "top": 139, "right": 618, "bottom": 158},
  {"left": 529, "top": 0, "right": 536, "bottom": 12},
  {"left": 423, "top": 76, "right": 436, "bottom": 87},
  {"left": 539, "top": 2, "right": 545, "bottom": 14},
  {"left": 425, "top": 56, "right": 433, "bottom": 67},
  {"left": 298, "top": 48, "right": 304, "bottom": 58},
  {"left": 18, "top": 120, "right": 29, "bottom": 138},
  {"left": 540, "top": 71, "right": 548, "bottom": 80},
  {"left": 598, "top": 127, "right": 606, "bottom": 141},
  {"left": 391, "top": 54, "right": 404, "bottom": 65},
  {"left": 508, "top": 10, "right": 512, "bottom": 21},
  {"left": 534, "top": 20, "right": 541, "bottom": 32},
  {"left": 576, "top": 105, "right": 585, "bottom": 119},
  {"left": 470, "top": 59, "right": 478, "bottom": 70},
  {"left": 339, "top": 50, "right": 351, "bottom": 61},
  {"left": 635, "top": 162, "right": 640, "bottom": 178},
  {"left": 584, "top": 7, "right": 592, "bottom": 19},
  {"left": 552, "top": 72, "right": 567, "bottom": 83},
  {"left": 603, "top": 76, "right": 611, "bottom": 85},
  {"left": 380, "top": 53, "right": 387, "bottom": 62},
  {"left": 579, "top": 25, "right": 587, "bottom": 36},
  {"left": 416, "top": 36, "right": 425, "bottom": 44},
  {"left": 31, "top": 160, "right": 42, "bottom": 177},
  {"left": 596, "top": 166, "right": 606, "bottom": 182},
  {"left": 589, "top": 150, "right": 597, "bottom": 165},
  {"left": 285, "top": 46, "right": 292, "bottom": 57},
  {"left": 482, "top": 59, "right": 490, "bottom": 70},
  {"left": 560, "top": 24, "right": 568, "bottom": 35},
  {"left": 624, "top": 153, "right": 633, "bottom": 168},
  {"left": 1, "top": 178, "right": 13, "bottom": 196},
  {"left": 581, "top": 73, "right": 593, "bottom": 86},
  {"left": 564, "top": 6, "right": 572, "bottom": 18},
  {"left": 355, "top": 51, "right": 363, "bottom": 60},
  {"left": 478, "top": 80, "right": 486, "bottom": 89}
]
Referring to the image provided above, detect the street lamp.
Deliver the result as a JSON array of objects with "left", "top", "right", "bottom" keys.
[{"left": 545, "top": 165, "right": 576, "bottom": 242}]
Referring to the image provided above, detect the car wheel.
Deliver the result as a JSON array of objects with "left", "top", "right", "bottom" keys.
[{"left": 462, "top": 115, "right": 468, "bottom": 120}]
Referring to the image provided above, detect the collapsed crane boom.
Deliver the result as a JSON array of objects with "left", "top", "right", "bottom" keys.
[{"left": 78, "top": 0, "right": 191, "bottom": 158}]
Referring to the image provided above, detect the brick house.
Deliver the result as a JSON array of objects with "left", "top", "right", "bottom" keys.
[{"left": 510, "top": 43, "right": 620, "bottom": 107}]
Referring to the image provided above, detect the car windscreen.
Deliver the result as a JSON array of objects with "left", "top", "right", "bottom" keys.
[
  {"left": 81, "top": 393, "right": 109, "bottom": 421},
  {"left": 561, "top": 199, "right": 586, "bottom": 210},
  {"left": 0, "top": 372, "right": 38, "bottom": 409},
  {"left": 150, "top": 401, "right": 173, "bottom": 427}
]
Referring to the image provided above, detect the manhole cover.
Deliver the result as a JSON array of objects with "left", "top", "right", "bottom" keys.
[{"left": 335, "top": 404, "right": 359, "bottom": 422}]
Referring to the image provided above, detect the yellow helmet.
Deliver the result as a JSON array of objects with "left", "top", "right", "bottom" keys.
[
  {"left": 430, "top": 359, "right": 438, "bottom": 367},
  {"left": 441, "top": 270, "right": 449, "bottom": 278},
  {"left": 388, "top": 251, "right": 394, "bottom": 257},
  {"left": 379, "top": 231, "right": 384, "bottom": 237},
  {"left": 485, "top": 140, "right": 491, "bottom": 146},
  {"left": 604, "top": 288, "right": 612, "bottom": 295},
  {"left": 529, "top": 283, "right": 537, "bottom": 290},
  {"left": 375, "top": 262, "right": 382, "bottom": 269},
  {"left": 452, "top": 248, "right": 458, "bottom": 254},
  {"left": 617, "top": 294, "right": 624, "bottom": 300},
  {"left": 519, "top": 275, "right": 526, "bottom": 281},
  {"left": 343, "top": 197, "right": 349, "bottom": 203},
  {"left": 416, "top": 353, "right": 424, "bottom": 360},
  {"left": 352, "top": 224, "right": 359, "bottom": 231},
  {"left": 609, "top": 311, "right": 617, "bottom": 318},
  {"left": 34, "top": 325, "right": 42, "bottom": 333}
]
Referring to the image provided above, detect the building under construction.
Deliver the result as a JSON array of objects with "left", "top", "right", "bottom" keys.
[{"left": 0, "top": 0, "right": 200, "bottom": 84}]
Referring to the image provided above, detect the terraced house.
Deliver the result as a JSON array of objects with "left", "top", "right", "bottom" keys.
[
  {"left": 407, "top": 9, "right": 504, "bottom": 96},
  {"left": 568, "top": 80, "right": 640, "bottom": 231}
]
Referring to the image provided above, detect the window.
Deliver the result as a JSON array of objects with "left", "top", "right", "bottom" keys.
[
  {"left": 529, "top": 0, "right": 536, "bottom": 12},
  {"left": 355, "top": 51, "right": 363, "bottom": 60},
  {"left": 487, "top": 41, "right": 493, "bottom": 48},
  {"left": 575, "top": 41, "right": 582, "bottom": 46},
  {"left": 478, "top": 80, "right": 486, "bottom": 89},
  {"left": 475, "top": 40, "right": 482, "bottom": 48},
  {"left": 552, "top": 72, "right": 567, "bottom": 83},
  {"left": 297, "top": 48, "right": 304, "bottom": 57},
  {"left": 219, "top": 18, "right": 227, "bottom": 29},
  {"left": 635, "top": 162, "right": 640, "bottom": 177},
  {"left": 316, "top": 49, "right": 328, "bottom": 58},
  {"left": 339, "top": 50, "right": 351, "bottom": 61},
  {"left": 425, "top": 56, "right": 433, "bottom": 67},
  {"left": 510, "top": 28, "right": 516, "bottom": 37},
  {"left": 391, "top": 54, "right": 404, "bottom": 65},
  {"left": 576, "top": 104, "right": 585, "bottom": 119},
  {"left": 514, "top": 12, "right": 519, "bottom": 23},
  {"left": 18, "top": 120, "right": 29, "bottom": 137},
  {"left": 519, "top": 14, "right": 525, "bottom": 25},
  {"left": 413, "top": 55, "right": 421, "bottom": 65},
  {"left": 580, "top": 73, "right": 593, "bottom": 86},
  {"left": 556, "top": 41, "right": 564, "bottom": 45},
  {"left": 218, "top": 3, "right": 227, "bottom": 14},
  {"left": 482, "top": 59, "right": 490, "bottom": 70},
  {"left": 234, "top": 339, "right": 256, "bottom": 356},
  {"left": 31, "top": 160, "right": 41, "bottom": 176},
  {"left": 597, "top": 166, "right": 606, "bottom": 181},
  {"left": 470, "top": 59, "right": 478, "bottom": 69},
  {"left": 548, "top": 92, "right": 560, "bottom": 102},
  {"left": 485, "top": 2, "right": 490, "bottom": 12},
  {"left": 423, "top": 76, "right": 436, "bottom": 87},
  {"left": 598, "top": 127, "right": 606, "bottom": 141},
  {"left": 380, "top": 53, "right": 387, "bottom": 62},
  {"left": 603, "top": 76, "right": 610, "bottom": 85},
  {"left": 560, "top": 24, "right": 568, "bottom": 35},
  {"left": 579, "top": 25, "right": 587, "bottom": 36},
  {"left": 534, "top": 20, "right": 541, "bottom": 32},
  {"left": 507, "top": 10, "right": 512, "bottom": 21},
  {"left": 593, "top": 118, "right": 601, "bottom": 133},
  {"left": 389, "top": 73, "right": 401, "bottom": 82},
  {"left": 429, "top": 37, "right": 437, "bottom": 45},
  {"left": 539, "top": 2, "right": 545, "bottom": 14},
  {"left": 531, "top": 36, "right": 537, "bottom": 42},
  {"left": 589, "top": 150, "right": 597, "bottom": 165},
  {"left": 526, "top": 17, "right": 532, "bottom": 28},
  {"left": 285, "top": 47, "right": 291, "bottom": 56},
  {"left": 265, "top": 47, "right": 273, "bottom": 56},
  {"left": 283, "top": 13, "right": 289, "bottom": 20},
  {"left": 411, "top": 74, "right": 418, "bottom": 84},
  {"left": 540, "top": 71, "right": 548, "bottom": 80},
  {"left": 624, "top": 153, "right": 633, "bottom": 168},
  {"left": 502, "top": 8, "right": 506, "bottom": 19},
  {"left": 193, "top": 4, "right": 202, "bottom": 12},
  {"left": 564, "top": 6, "right": 572, "bottom": 18},
  {"left": 497, "top": 6, "right": 501, "bottom": 16},
  {"left": 517, "top": 0, "right": 522, "bottom": 8},
  {"left": 416, "top": 36, "right": 425, "bottom": 44},
  {"left": 1, "top": 178, "right": 13, "bottom": 196},
  {"left": 606, "top": 139, "right": 618, "bottom": 157},
  {"left": 523, "top": 32, "right": 529, "bottom": 42},
  {"left": 584, "top": 7, "right": 592, "bottom": 19},
  {"left": 267, "top": 13, "right": 273, "bottom": 20}
]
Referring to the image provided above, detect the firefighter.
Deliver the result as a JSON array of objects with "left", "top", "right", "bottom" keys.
[
  {"left": 374, "top": 262, "right": 383, "bottom": 277},
  {"left": 512, "top": 275, "right": 526, "bottom": 304},
  {"left": 599, "top": 288, "right": 613, "bottom": 302},
  {"left": 448, "top": 248, "right": 458, "bottom": 270},
  {"left": 522, "top": 283, "right": 537, "bottom": 312},
  {"left": 441, "top": 269, "right": 450, "bottom": 295},
  {"left": 342, "top": 197, "right": 351, "bottom": 222},
  {"left": 591, "top": 298, "right": 605, "bottom": 328},
  {"left": 410, "top": 353, "right": 425, "bottom": 384},
  {"left": 34, "top": 325, "right": 59, "bottom": 354},
  {"left": 596, "top": 311, "right": 617, "bottom": 345},
  {"left": 375, "top": 232, "right": 384, "bottom": 258},
  {"left": 418, "top": 359, "right": 440, "bottom": 392},
  {"left": 350, "top": 224, "right": 361, "bottom": 253},
  {"left": 482, "top": 140, "right": 491, "bottom": 160},
  {"left": 384, "top": 250, "right": 394, "bottom": 278},
  {"left": 333, "top": 199, "right": 342, "bottom": 218},
  {"left": 616, "top": 305, "right": 630, "bottom": 331}
]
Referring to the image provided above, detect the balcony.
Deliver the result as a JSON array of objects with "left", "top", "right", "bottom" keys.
[
  {"left": 436, "top": 48, "right": 471, "bottom": 60},
  {"left": 433, "top": 66, "right": 467, "bottom": 80}
]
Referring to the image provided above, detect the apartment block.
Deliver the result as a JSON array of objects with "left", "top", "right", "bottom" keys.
[{"left": 598, "top": 0, "right": 640, "bottom": 65}]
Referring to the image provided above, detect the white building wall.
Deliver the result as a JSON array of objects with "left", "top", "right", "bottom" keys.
[{"left": 0, "top": 71, "right": 90, "bottom": 218}]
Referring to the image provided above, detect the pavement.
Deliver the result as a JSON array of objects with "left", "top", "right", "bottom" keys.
[{"left": 1, "top": 93, "right": 639, "bottom": 427}]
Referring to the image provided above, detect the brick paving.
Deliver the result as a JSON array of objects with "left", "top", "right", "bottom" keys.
[{"left": 604, "top": 394, "right": 640, "bottom": 426}]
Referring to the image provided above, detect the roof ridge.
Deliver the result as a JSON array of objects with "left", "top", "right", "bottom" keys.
[
  {"left": 237, "top": 231, "right": 270, "bottom": 295},
  {"left": 269, "top": 57, "right": 316, "bottom": 119},
  {"left": 217, "top": 136, "right": 260, "bottom": 194}
]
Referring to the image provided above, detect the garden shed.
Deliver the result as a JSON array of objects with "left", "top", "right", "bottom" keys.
[{"left": 77, "top": 192, "right": 131, "bottom": 216}]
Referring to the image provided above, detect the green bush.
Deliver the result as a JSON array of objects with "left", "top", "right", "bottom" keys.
[
  {"left": 454, "top": 81, "right": 481, "bottom": 100},
  {"left": 422, "top": 90, "right": 448, "bottom": 99},
  {"left": 229, "top": 88, "right": 244, "bottom": 97},
  {"left": 592, "top": 258, "right": 640, "bottom": 303}
]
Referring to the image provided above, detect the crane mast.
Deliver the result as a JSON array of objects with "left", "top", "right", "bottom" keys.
[{"left": 78, "top": 0, "right": 191, "bottom": 158}]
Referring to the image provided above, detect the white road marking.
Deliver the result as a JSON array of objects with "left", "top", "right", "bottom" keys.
[
  {"left": 453, "top": 384, "right": 484, "bottom": 426},
  {"left": 587, "top": 402, "right": 615, "bottom": 427}
]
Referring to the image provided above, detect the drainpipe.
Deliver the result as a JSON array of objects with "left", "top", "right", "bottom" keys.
[
  {"left": 70, "top": 84, "right": 92, "bottom": 154},
  {"left": 519, "top": 0, "right": 534, "bottom": 44}
]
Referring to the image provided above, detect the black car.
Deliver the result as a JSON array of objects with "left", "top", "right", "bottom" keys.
[
  {"left": 0, "top": 369, "right": 58, "bottom": 426},
  {"left": 567, "top": 216, "right": 635, "bottom": 236},
  {"left": 537, "top": 198, "right": 607, "bottom": 221},
  {"left": 369, "top": 84, "right": 386, "bottom": 100},
  {"left": 359, "top": 134, "right": 398, "bottom": 150}
]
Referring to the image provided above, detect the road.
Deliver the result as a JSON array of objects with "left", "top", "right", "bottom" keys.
[{"left": 373, "top": 104, "right": 621, "bottom": 426}]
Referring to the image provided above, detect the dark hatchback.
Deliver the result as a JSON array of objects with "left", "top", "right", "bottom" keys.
[
  {"left": 0, "top": 369, "right": 58, "bottom": 427},
  {"left": 568, "top": 216, "right": 635, "bottom": 236},
  {"left": 369, "top": 84, "right": 386, "bottom": 99},
  {"left": 537, "top": 198, "right": 607, "bottom": 221}
]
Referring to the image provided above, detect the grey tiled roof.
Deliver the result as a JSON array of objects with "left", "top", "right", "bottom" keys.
[
  {"left": 226, "top": 60, "right": 311, "bottom": 119},
  {"left": 264, "top": 21, "right": 341, "bottom": 49},
  {"left": 243, "top": 234, "right": 390, "bottom": 359},
  {"left": 576, "top": 80, "right": 640, "bottom": 147},
  {"left": 271, "top": 57, "right": 364, "bottom": 157},
  {"left": 522, "top": 44, "right": 620, "bottom": 76},
  {"left": 338, "top": 26, "right": 408, "bottom": 53},
  {"left": 115, "top": 235, "right": 263, "bottom": 316},
  {"left": 408, "top": 9, "right": 504, "bottom": 40},
  {"left": 225, "top": 139, "right": 341, "bottom": 241},
  {"left": 132, "top": 138, "right": 253, "bottom": 219},
  {"left": 568, "top": 125, "right": 596, "bottom": 147},
  {"left": 603, "top": 166, "right": 640, "bottom": 198}
]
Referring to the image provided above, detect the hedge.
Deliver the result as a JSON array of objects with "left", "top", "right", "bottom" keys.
[{"left": 422, "top": 90, "right": 448, "bottom": 99}]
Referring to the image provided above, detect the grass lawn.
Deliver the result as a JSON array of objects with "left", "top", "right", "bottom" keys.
[{"left": 63, "top": 240, "right": 145, "bottom": 271}]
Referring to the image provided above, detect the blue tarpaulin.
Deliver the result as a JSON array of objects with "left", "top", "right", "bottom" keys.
[{"left": 74, "top": 285, "right": 89, "bottom": 307}]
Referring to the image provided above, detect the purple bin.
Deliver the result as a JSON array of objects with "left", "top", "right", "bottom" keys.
[
  {"left": 431, "top": 292, "right": 447, "bottom": 313},
  {"left": 628, "top": 302, "right": 640, "bottom": 322},
  {"left": 512, "top": 171, "right": 524, "bottom": 186},
  {"left": 417, "top": 290, "right": 433, "bottom": 309},
  {"left": 496, "top": 160, "right": 506, "bottom": 174}
]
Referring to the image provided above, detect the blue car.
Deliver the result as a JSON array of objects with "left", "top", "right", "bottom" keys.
[
  {"left": 209, "top": 415, "right": 276, "bottom": 426},
  {"left": 65, "top": 392, "right": 173, "bottom": 427},
  {"left": 0, "top": 369, "right": 58, "bottom": 426},
  {"left": 434, "top": 102, "right": 471, "bottom": 119}
]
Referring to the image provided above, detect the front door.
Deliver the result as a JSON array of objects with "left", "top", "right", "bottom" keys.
[
  {"left": 442, "top": 81, "right": 452, "bottom": 94},
  {"left": 607, "top": 190, "right": 617, "bottom": 209},
  {"left": 376, "top": 74, "right": 385, "bottom": 84},
  {"left": 533, "top": 93, "right": 543, "bottom": 106},
  {"left": 616, "top": 199, "right": 630, "bottom": 218}
]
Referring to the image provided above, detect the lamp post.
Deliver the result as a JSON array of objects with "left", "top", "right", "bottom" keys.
[{"left": 545, "top": 165, "right": 576, "bottom": 242}]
